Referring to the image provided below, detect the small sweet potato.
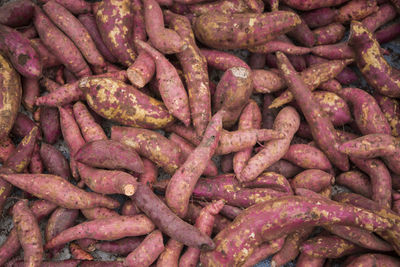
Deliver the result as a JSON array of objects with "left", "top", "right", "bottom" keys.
[
  {"left": 21, "top": 78, "right": 39, "bottom": 112},
  {"left": 73, "top": 102, "right": 107, "bottom": 142},
  {"left": 94, "top": 237, "right": 143, "bottom": 256},
  {"left": 139, "top": 158, "right": 158, "bottom": 187},
  {"left": 241, "top": 172, "right": 292, "bottom": 193},
  {"left": 193, "top": 11, "right": 301, "bottom": 49},
  {"left": 200, "top": 49, "right": 249, "bottom": 71},
  {"left": 301, "top": 7, "right": 337, "bottom": 28},
  {"left": 69, "top": 243, "right": 93, "bottom": 260},
  {"left": 336, "top": 171, "right": 372, "bottom": 198},
  {"left": 301, "top": 235, "right": 362, "bottom": 258},
  {"left": 374, "top": 93, "right": 400, "bottom": 137},
  {"left": 281, "top": 0, "right": 349, "bottom": 10},
  {"left": 185, "top": 202, "right": 230, "bottom": 234},
  {"left": 0, "top": 0, "right": 34, "bottom": 27},
  {"left": 242, "top": 238, "right": 285, "bottom": 267},
  {"left": 313, "top": 22, "right": 346, "bottom": 45},
  {"left": 375, "top": 21, "right": 400, "bottom": 44},
  {"left": 311, "top": 42, "right": 355, "bottom": 60},
  {"left": 124, "top": 230, "right": 164, "bottom": 267},
  {"left": 45, "top": 214, "right": 155, "bottom": 249},
  {"left": 13, "top": 199, "right": 43, "bottom": 267},
  {"left": 291, "top": 169, "right": 334, "bottom": 193},
  {"left": 0, "top": 173, "right": 120, "bottom": 209},
  {"left": 156, "top": 239, "right": 184, "bottom": 267},
  {"left": 283, "top": 144, "right": 332, "bottom": 171},
  {"left": 40, "top": 143, "right": 71, "bottom": 180},
  {"left": 38, "top": 0, "right": 91, "bottom": 15},
  {"left": 252, "top": 69, "right": 285, "bottom": 94},
  {"left": 336, "top": 0, "right": 378, "bottom": 23},
  {"left": 0, "top": 137, "right": 15, "bottom": 164},
  {"left": 81, "top": 207, "right": 119, "bottom": 221},
  {"left": 40, "top": 107, "right": 61, "bottom": 144},
  {"left": 362, "top": 3, "right": 397, "bottom": 32},
  {"left": 126, "top": 50, "right": 155, "bottom": 88}
]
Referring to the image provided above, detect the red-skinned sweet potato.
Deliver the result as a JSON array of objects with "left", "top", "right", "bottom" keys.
[
  {"left": 121, "top": 199, "right": 140, "bottom": 216},
  {"left": 80, "top": 207, "right": 119, "bottom": 221},
  {"left": 346, "top": 253, "right": 400, "bottom": 266},
  {"left": 313, "top": 23, "right": 346, "bottom": 45},
  {"left": 0, "top": 137, "right": 15, "bottom": 164},
  {"left": 73, "top": 102, "right": 107, "bottom": 142},
  {"left": 12, "top": 259, "right": 81, "bottom": 267},
  {"left": 374, "top": 93, "right": 400, "bottom": 137},
  {"left": 301, "top": 235, "right": 363, "bottom": 258},
  {"left": 283, "top": 144, "right": 332, "bottom": 171},
  {"left": 301, "top": 7, "right": 337, "bottom": 28},
  {"left": 336, "top": 171, "right": 372, "bottom": 198},
  {"left": 156, "top": 239, "right": 183, "bottom": 267},
  {"left": 242, "top": 238, "right": 285, "bottom": 267},
  {"left": 252, "top": 69, "right": 285, "bottom": 94},
  {"left": 188, "top": 0, "right": 261, "bottom": 16},
  {"left": 29, "top": 39, "right": 60, "bottom": 68},
  {"left": 375, "top": 21, "right": 400, "bottom": 44},
  {"left": 138, "top": 158, "right": 158, "bottom": 187},
  {"left": 38, "top": 0, "right": 91, "bottom": 15},
  {"left": 0, "top": 0, "right": 34, "bottom": 27},
  {"left": 281, "top": 0, "right": 349, "bottom": 10},
  {"left": 94, "top": 237, "right": 143, "bottom": 255},
  {"left": 362, "top": 3, "right": 397, "bottom": 32},
  {"left": 40, "top": 143, "right": 71, "bottom": 180},
  {"left": 335, "top": 0, "right": 378, "bottom": 23},
  {"left": 200, "top": 49, "right": 249, "bottom": 71},
  {"left": 40, "top": 107, "right": 61, "bottom": 144},
  {"left": 21, "top": 78, "right": 39, "bottom": 112},
  {"left": 126, "top": 50, "right": 155, "bottom": 88},
  {"left": 249, "top": 40, "right": 311, "bottom": 55},
  {"left": 291, "top": 169, "right": 334, "bottom": 193},
  {"left": 69, "top": 243, "right": 93, "bottom": 260}
]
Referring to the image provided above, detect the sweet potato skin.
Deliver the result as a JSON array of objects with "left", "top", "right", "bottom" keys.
[
  {"left": 194, "top": 11, "right": 301, "bottom": 49},
  {"left": 94, "top": 237, "right": 143, "bottom": 255},
  {"left": 291, "top": 169, "right": 334, "bottom": 192},
  {"left": 242, "top": 238, "right": 285, "bottom": 267},
  {"left": 374, "top": 93, "right": 400, "bottom": 137},
  {"left": 336, "top": 171, "right": 372, "bottom": 198},
  {"left": 200, "top": 49, "right": 249, "bottom": 71},
  {"left": 0, "top": 137, "right": 15, "bottom": 164},
  {"left": 40, "top": 107, "right": 61, "bottom": 144},
  {"left": 313, "top": 22, "right": 346, "bottom": 45},
  {"left": 376, "top": 21, "right": 400, "bottom": 44},
  {"left": 252, "top": 69, "right": 285, "bottom": 94},
  {"left": 73, "top": 101, "right": 107, "bottom": 142},
  {"left": 79, "top": 77, "right": 174, "bottom": 130},
  {"left": 81, "top": 207, "right": 119, "bottom": 220},
  {"left": 301, "top": 7, "right": 337, "bottom": 28},
  {"left": 0, "top": 53, "right": 22, "bottom": 141},
  {"left": 336, "top": 0, "right": 378, "bottom": 23},
  {"left": 40, "top": 143, "right": 71, "bottom": 180},
  {"left": 312, "top": 91, "right": 351, "bottom": 126},
  {"left": 39, "top": 0, "right": 92, "bottom": 15},
  {"left": 126, "top": 50, "right": 155, "bottom": 88},
  {"left": 13, "top": 199, "right": 43, "bottom": 267},
  {"left": 283, "top": 144, "right": 332, "bottom": 171},
  {"left": 282, "top": 0, "right": 350, "bottom": 10},
  {"left": 362, "top": 3, "right": 397, "bottom": 32},
  {"left": 29, "top": 39, "right": 60, "bottom": 68},
  {"left": 301, "top": 235, "right": 362, "bottom": 258},
  {"left": 346, "top": 253, "right": 400, "bottom": 266},
  {"left": 0, "top": 0, "right": 34, "bottom": 27}
]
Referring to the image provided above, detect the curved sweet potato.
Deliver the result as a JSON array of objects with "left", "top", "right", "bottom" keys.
[
  {"left": 301, "top": 235, "right": 362, "bottom": 258},
  {"left": 301, "top": 7, "right": 337, "bottom": 28},
  {"left": 0, "top": 0, "right": 34, "bottom": 27},
  {"left": 283, "top": 144, "right": 332, "bottom": 171},
  {"left": 40, "top": 143, "right": 71, "bottom": 180},
  {"left": 336, "top": 171, "right": 372, "bottom": 198},
  {"left": 374, "top": 93, "right": 400, "bottom": 137},
  {"left": 336, "top": 0, "right": 378, "bottom": 23},
  {"left": 346, "top": 253, "right": 400, "bottom": 267},
  {"left": 281, "top": 0, "right": 349, "bottom": 10},
  {"left": 94, "top": 237, "right": 143, "bottom": 255}
]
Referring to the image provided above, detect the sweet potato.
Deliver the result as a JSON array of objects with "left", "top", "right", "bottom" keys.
[
  {"left": 242, "top": 238, "right": 285, "bottom": 267},
  {"left": 241, "top": 172, "right": 292, "bottom": 193},
  {"left": 28, "top": 143, "right": 43, "bottom": 174},
  {"left": 375, "top": 21, "right": 400, "bottom": 44},
  {"left": 40, "top": 143, "right": 71, "bottom": 180},
  {"left": 135, "top": 40, "right": 190, "bottom": 126},
  {"left": 200, "top": 195, "right": 391, "bottom": 266},
  {"left": 0, "top": 173, "right": 120, "bottom": 209},
  {"left": 291, "top": 169, "right": 334, "bottom": 193},
  {"left": 13, "top": 199, "right": 43, "bottom": 267},
  {"left": 249, "top": 40, "right": 311, "bottom": 55},
  {"left": 111, "top": 126, "right": 181, "bottom": 174},
  {"left": 374, "top": 93, "right": 400, "bottom": 137},
  {"left": 33, "top": 6, "right": 91, "bottom": 78},
  {"left": 0, "top": 53, "right": 22, "bottom": 141},
  {"left": 179, "top": 201, "right": 224, "bottom": 267},
  {"left": 336, "top": 0, "right": 378, "bottom": 23},
  {"left": 301, "top": 235, "right": 362, "bottom": 258},
  {"left": 390, "top": 0, "right": 400, "bottom": 12},
  {"left": 38, "top": 0, "right": 91, "bottom": 15},
  {"left": 139, "top": 158, "right": 158, "bottom": 187},
  {"left": 200, "top": 49, "right": 249, "bottom": 71},
  {"left": 362, "top": 3, "right": 397, "bottom": 32},
  {"left": 249, "top": 53, "right": 266, "bottom": 69},
  {"left": 0, "top": 0, "right": 34, "bottom": 27},
  {"left": 311, "top": 42, "right": 355, "bottom": 60},
  {"left": 45, "top": 214, "right": 155, "bottom": 249},
  {"left": 95, "top": 0, "right": 136, "bottom": 66},
  {"left": 43, "top": 1, "right": 106, "bottom": 73},
  {"left": 126, "top": 50, "right": 155, "bottom": 88},
  {"left": 301, "top": 7, "right": 337, "bottom": 28},
  {"left": 221, "top": 153, "right": 234, "bottom": 173},
  {"left": 188, "top": 0, "right": 260, "bottom": 16},
  {"left": 94, "top": 237, "right": 143, "bottom": 255},
  {"left": 282, "top": 144, "right": 332, "bottom": 171},
  {"left": 269, "top": 59, "right": 351, "bottom": 108},
  {"left": 69, "top": 243, "right": 93, "bottom": 260},
  {"left": 281, "top": 0, "right": 350, "bottom": 10},
  {"left": 346, "top": 253, "right": 400, "bottom": 266},
  {"left": 166, "top": 111, "right": 222, "bottom": 217},
  {"left": 169, "top": 133, "right": 218, "bottom": 176},
  {"left": 252, "top": 69, "right": 285, "bottom": 94},
  {"left": 193, "top": 11, "right": 301, "bottom": 49},
  {"left": 11, "top": 112, "right": 39, "bottom": 139},
  {"left": 339, "top": 87, "right": 391, "bottom": 135},
  {"left": 40, "top": 107, "right": 61, "bottom": 144},
  {"left": 349, "top": 21, "right": 400, "bottom": 97},
  {"left": 156, "top": 239, "right": 183, "bottom": 267},
  {"left": 262, "top": 94, "right": 277, "bottom": 130},
  {"left": 240, "top": 107, "right": 300, "bottom": 182},
  {"left": 21, "top": 78, "right": 39, "bottom": 111},
  {"left": 124, "top": 230, "right": 164, "bottom": 267},
  {"left": 185, "top": 202, "right": 231, "bottom": 234},
  {"left": 73, "top": 102, "right": 107, "bottom": 142},
  {"left": 79, "top": 77, "right": 174, "bottom": 129},
  {"left": 12, "top": 260, "right": 81, "bottom": 267},
  {"left": 46, "top": 208, "right": 79, "bottom": 255},
  {"left": 0, "top": 137, "right": 15, "bottom": 164},
  {"left": 121, "top": 199, "right": 140, "bottom": 216},
  {"left": 313, "top": 22, "right": 346, "bottom": 45},
  {"left": 336, "top": 171, "right": 372, "bottom": 198},
  {"left": 280, "top": 6, "right": 315, "bottom": 47},
  {"left": 276, "top": 52, "right": 349, "bottom": 171},
  {"left": 29, "top": 39, "right": 60, "bottom": 68},
  {"left": 312, "top": 91, "right": 352, "bottom": 126},
  {"left": 80, "top": 207, "right": 119, "bottom": 221},
  {"left": 40, "top": 77, "right": 60, "bottom": 93}
]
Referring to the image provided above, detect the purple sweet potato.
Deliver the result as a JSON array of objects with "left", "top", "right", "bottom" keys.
[
  {"left": 336, "top": 171, "right": 372, "bottom": 198},
  {"left": 11, "top": 113, "right": 39, "bottom": 139},
  {"left": 22, "top": 78, "right": 39, "bottom": 112},
  {"left": 0, "top": 0, "right": 34, "bottom": 27},
  {"left": 45, "top": 214, "right": 155, "bottom": 249},
  {"left": 348, "top": 21, "right": 400, "bottom": 97},
  {"left": 0, "top": 138, "right": 15, "bottom": 164},
  {"left": 43, "top": 1, "right": 106, "bottom": 73},
  {"left": 29, "top": 39, "right": 60, "bottom": 68},
  {"left": 33, "top": 6, "right": 91, "bottom": 78},
  {"left": 94, "top": 237, "right": 143, "bottom": 255},
  {"left": 200, "top": 49, "right": 249, "bottom": 71},
  {"left": 252, "top": 69, "right": 285, "bottom": 94},
  {"left": 38, "top": 0, "right": 91, "bottom": 15},
  {"left": 311, "top": 42, "right": 355, "bottom": 60},
  {"left": 240, "top": 107, "right": 300, "bottom": 182},
  {"left": 40, "top": 143, "right": 71, "bottom": 180},
  {"left": 282, "top": 144, "right": 332, "bottom": 171},
  {"left": 73, "top": 101, "right": 107, "bottom": 142},
  {"left": 138, "top": 158, "right": 158, "bottom": 187},
  {"left": 335, "top": 0, "right": 378, "bottom": 23},
  {"left": 313, "top": 22, "right": 346, "bottom": 45},
  {"left": 362, "top": 3, "right": 397, "bottom": 32},
  {"left": 281, "top": 0, "right": 350, "bottom": 10},
  {"left": 126, "top": 50, "right": 155, "bottom": 88},
  {"left": 241, "top": 172, "right": 292, "bottom": 193},
  {"left": 78, "top": 77, "right": 175, "bottom": 129},
  {"left": 200, "top": 195, "right": 391, "bottom": 266},
  {"left": 81, "top": 207, "right": 119, "bottom": 221},
  {"left": 249, "top": 40, "right": 311, "bottom": 55},
  {"left": 374, "top": 93, "right": 400, "bottom": 137},
  {"left": 346, "top": 253, "right": 400, "bottom": 266},
  {"left": 312, "top": 90, "right": 352, "bottom": 126},
  {"left": 28, "top": 143, "right": 43, "bottom": 174},
  {"left": 13, "top": 199, "right": 43, "bottom": 267},
  {"left": 0, "top": 173, "right": 120, "bottom": 209},
  {"left": 242, "top": 239, "right": 285, "bottom": 267},
  {"left": 188, "top": 0, "right": 261, "bottom": 16},
  {"left": 40, "top": 107, "right": 61, "bottom": 144},
  {"left": 296, "top": 253, "right": 325, "bottom": 267},
  {"left": 95, "top": 0, "right": 136, "bottom": 66},
  {"left": 301, "top": 7, "right": 338, "bottom": 28},
  {"left": 301, "top": 235, "right": 362, "bottom": 258},
  {"left": 281, "top": 6, "right": 315, "bottom": 47},
  {"left": 375, "top": 21, "right": 400, "bottom": 44},
  {"left": 193, "top": 11, "right": 301, "bottom": 49},
  {"left": 111, "top": 126, "right": 181, "bottom": 174},
  {"left": 276, "top": 52, "right": 349, "bottom": 171},
  {"left": 291, "top": 169, "right": 334, "bottom": 193},
  {"left": 221, "top": 153, "right": 234, "bottom": 173}
]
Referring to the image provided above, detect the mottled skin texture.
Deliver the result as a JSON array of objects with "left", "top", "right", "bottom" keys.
[
  {"left": 336, "top": 0, "right": 378, "bottom": 23},
  {"left": 313, "top": 23, "right": 346, "bottom": 45},
  {"left": 376, "top": 22, "right": 400, "bottom": 44},
  {"left": 194, "top": 11, "right": 301, "bottom": 49},
  {"left": 139, "top": 158, "right": 158, "bottom": 187},
  {"left": 132, "top": 184, "right": 215, "bottom": 249},
  {"left": 296, "top": 253, "right": 325, "bottom": 267},
  {"left": 200, "top": 49, "right": 249, "bottom": 71},
  {"left": 94, "top": 237, "right": 143, "bottom": 255},
  {"left": 40, "top": 107, "right": 61, "bottom": 144},
  {"left": 200, "top": 196, "right": 391, "bottom": 266},
  {"left": 0, "top": 0, "right": 34, "bottom": 27},
  {"left": 233, "top": 100, "right": 261, "bottom": 178},
  {"left": 242, "top": 238, "right": 285, "bottom": 267},
  {"left": 271, "top": 227, "right": 313, "bottom": 266},
  {"left": 39, "top": 0, "right": 92, "bottom": 15},
  {"left": 13, "top": 200, "right": 43, "bottom": 267},
  {"left": 95, "top": 0, "right": 136, "bottom": 66},
  {"left": 249, "top": 41, "right": 311, "bottom": 55},
  {"left": 0, "top": 53, "right": 21, "bottom": 141},
  {"left": 12, "top": 260, "right": 81, "bottom": 267},
  {"left": 168, "top": 12, "right": 211, "bottom": 136},
  {"left": 336, "top": 171, "right": 372, "bottom": 198},
  {"left": 111, "top": 126, "right": 181, "bottom": 174},
  {"left": 0, "top": 200, "right": 57, "bottom": 266},
  {"left": 252, "top": 69, "right": 285, "bottom": 93},
  {"left": 70, "top": 243, "right": 93, "bottom": 260},
  {"left": 132, "top": 0, "right": 146, "bottom": 41},
  {"left": 0, "top": 173, "right": 120, "bottom": 209},
  {"left": 45, "top": 214, "right": 155, "bottom": 249},
  {"left": 339, "top": 134, "right": 400, "bottom": 158},
  {"left": 166, "top": 111, "right": 223, "bottom": 217},
  {"left": 277, "top": 52, "right": 349, "bottom": 171},
  {"left": 169, "top": 133, "right": 218, "bottom": 176},
  {"left": 21, "top": 77, "right": 39, "bottom": 112},
  {"left": 347, "top": 253, "right": 400, "bottom": 267},
  {"left": 166, "top": 124, "right": 202, "bottom": 146},
  {"left": 0, "top": 137, "right": 15, "bottom": 164},
  {"left": 362, "top": 3, "right": 397, "bottom": 32},
  {"left": 40, "top": 77, "right": 61, "bottom": 93},
  {"left": 269, "top": 59, "right": 350, "bottom": 108},
  {"left": 33, "top": 7, "right": 91, "bottom": 78},
  {"left": 179, "top": 201, "right": 224, "bottom": 267},
  {"left": 73, "top": 101, "right": 107, "bottom": 142},
  {"left": 241, "top": 172, "right": 292, "bottom": 193},
  {"left": 291, "top": 169, "right": 334, "bottom": 192},
  {"left": 349, "top": 21, "right": 400, "bottom": 97},
  {"left": 283, "top": 144, "right": 332, "bottom": 171},
  {"left": 375, "top": 93, "right": 400, "bottom": 137},
  {"left": 189, "top": 0, "right": 261, "bottom": 17},
  {"left": 29, "top": 39, "right": 60, "bottom": 68},
  {"left": 281, "top": 0, "right": 350, "bottom": 10},
  {"left": 78, "top": 13, "right": 117, "bottom": 63},
  {"left": 313, "top": 91, "right": 351, "bottom": 126},
  {"left": 156, "top": 238, "right": 183, "bottom": 267},
  {"left": 339, "top": 87, "right": 391, "bottom": 135},
  {"left": 240, "top": 107, "right": 300, "bottom": 182},
  {"left": 79, "top": 77, "right": 174, "bottom": 129},
  {"left": 185, "top": 202, "right": 231, "bottom": 234},
  {"left": 76, "top": 140, "right": 144, "bottom": 173},
  {"left": 124, "top": 230, "right": 164, "bottom": 267},
  {"left": 127, "top": 50, "right": 155, "bottom": 88},
  {"left": 121, "top": 199, "right": 140, "bottom": 216},
  {"left": 301, "top": 235, "right": 362, "bottom": 258},
  {"left": 40, "top": 143, "right": 71, "bottom": 180},
  {"left": 301, "top": 7, "right": 337, "bottom": 28},
  {"left": 311, "top": 42, "right": 355, "bottom": 60},
  {"left": 81, "top": 207, "right": 119, "bottom": 220}
]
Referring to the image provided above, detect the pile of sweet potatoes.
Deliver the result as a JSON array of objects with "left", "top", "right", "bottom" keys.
[{"left": 0, "top": 0, "right": 400, "bottom": 266}]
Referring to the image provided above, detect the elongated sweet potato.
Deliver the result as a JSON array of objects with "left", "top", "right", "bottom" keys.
[
  {"left": 45, "top": 214, "right": 155, "bottom": 249},
  {"left": 242, "top": 239, "right": 285, "bottom": 267},
  {"left": 21, "top": 78, "right": 39, "bottom": 112},
  {"left": 188, "top": 0, "right": 260, "bottom": 16},
  {"left": 94, "top": 237, "right": 143, "bottom": 255},
  {"left": 193, "top": 11, "right": 301, "bottom": 49},
  {"left": 241, "top": 172, "right": 292, "bottom": 193},
  {"left": 283, "top": 144, "right": 332, "bottom": 171},
  {"left": 313, "top": 22, "right": 346, "bottom": 45},
  {"left": 313, "top": 91, "right": 352, "bottom": 126},
  {"left": 73, "top": 101, "right": 107, "bottom": 142},
  {"left": 29, "top": 39, "right": 60, "bottom": 68},
  {"left": 311, "top": 42, "right": 355, "bottom": 60},
  {"left": 374, "top": 93, "right": 400, "bottom": 137},
  {"left": 13, "top": 199, "right": 43, "bottom": 267},
  {"left": 156, "top": 239, "right": 183, "bottom": 267},
  {"left": 281, "top": 0, "right": 349, "bottom": 10},
  {"left": 40, "top": 107, "right": 61, "bottom": 144},
  {"left": 43, "top": 1, "right": 106, "bottom": 73},
  {"left": 40, "top": 143, "right": 71, "bottom": 180},
  {"left": 375, "top": 21, "right": 400, "bottom": 44},
  {"left": 336, "top": 0, "right": 378, "bottom": 23},
  {"left": 33, "top": 6, "right": 91, "bottom": 78},
  {"left": 81, "top": 207, "right": 119, "bottom": 221},
  {"left": 346, "top": 253, "right": 400, "bottom": 266},
  {"left": 95, "top": 0, "right": 136, "bottom": 66},
  {"left": 336, "top": 171, "right": 372, "bottom": 198},
  {"left": 0, "top": 173, "right": 120, "bottom": 209},
  {"left": 12, "top": 259, "right": 81, "bottom": 267},
  {"left": 362, "top": 3, "right": 397, "bottom": 32},
  {"left": 79, "top": 77, "right": 174, "bottom": 129},
  {"left": 301, "top": 235, "right": 362, "bottom": 258},
  {"left": 301, "top": 7, "right": 337, "bottom": 28},
  {"left": 349, "top": 21, "right": 400, "bottom": 97},
  {"left": 127, "top": 50, "right": 155, "bottom": 88},
  {"left": 249, "top": 40, "right": 311, "bottom": 55},
  {"left": 139, "top": 158, "right": 158, "bottom": 187},
  {"left": 38, "top": 0, "right": 91, "bottom": 14},
  {"left": 240, "top": 107, "right": 300, "bottom": 182},
  {"left": 0, "top": 0, "right": 34, "bottom": 27},
  {"left": 200, "top": 49, "right": 249, "bottom": 71},
  {"left": 132, "top": 183, "right": 215, "bottom": 249},
  {"left": 276, "top": 52, "right": 349, "bottom": 171},
  {"left": 200, "top": 195, "right": 391, "bottom": 266}
]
